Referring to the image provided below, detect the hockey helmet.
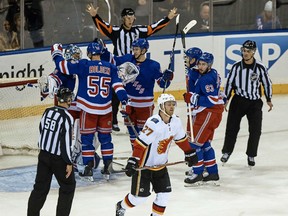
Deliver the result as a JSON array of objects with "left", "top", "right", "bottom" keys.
[
  {"left": 56, "top": 87, "right": 73, "bottom": 103},
  {"left": 242, "top": 40, "right": 257, "bottom": 50},
  {"left": 132, "top": 38, "right": 149, "bottom": 51},
  {"left": 185, "top": 47, "right": 203, "bottom": 61},
  {"left": 157, "top": 93, "right": 177, "bottom": 113},
  {"left": 198, "top": 52, "right": 214, "bottom": 67},
  {"left": 121, "top": 8, "right": 135, "bottom": 17},
  {"left": 87, "top": 42, "right": 104, "bottom": 56},
  {"left": 64, "top": 44, "right": 82, "bottom": 61},
  {"left": 93, "top": 37, "right": 105, "bottom": 48}
]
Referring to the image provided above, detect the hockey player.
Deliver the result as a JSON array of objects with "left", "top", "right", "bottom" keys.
[
  {"left": 51, "top": 41, "right": 130, "bottom": 180},
  {"left": 183, "top": 47, "right": 203, "bottom": 176},
  {"left": 43, "top": 44, "right": 101, "bottom": 172},
  {"left": 116, "top": 93, "right": 198, "bottom": 216},
  {"left": 183, "top": 52, "right": 225, "bottom": 186},
  {"left": 113, "top": 38, "right": 174, "bottom": 147}
]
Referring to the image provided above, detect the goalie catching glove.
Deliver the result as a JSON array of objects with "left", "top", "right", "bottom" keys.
[
  {"left": 120, "top": 99, "right": 132, "bottom": 117},
  {"left": 117, "top": 62, "right": 140, "bottom": 86},
  {"left": 51, "top": 43, "right": 63, "bottom": 58},
  {"left": 185, "top": 149, "right": 198, "bottom": 167},
  {"left": 125, "top": 157, "right": 139, "bottom": 177}
]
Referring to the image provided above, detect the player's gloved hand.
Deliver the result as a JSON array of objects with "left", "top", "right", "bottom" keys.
[
  {"left": 51, "top": 43, "right": 63, "bottom": 58},
  {"left": 125, "top": 157, "right": 138, "bottom": 177},
  {"left": 219, "top": 90, "right": 227, "bottom": 104},
  {"left": 185, "top": 149, "right": 198, "bottom": 167},
  {"left": 120, "top": 99, "right": 132, "bottom": 117},
  {"left": 162, "top": 69, "right": 174, "bottom": 81},
  {"left": 183, "top": 92, "right": 199, "bottom": 106}
]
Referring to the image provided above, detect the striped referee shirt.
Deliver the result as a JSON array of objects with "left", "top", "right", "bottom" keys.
[
  {"left": 92, "top": 14, "right": 171, "bottom": 56},
  {"left": 38, "top": 106, "right": 74, "bottom": 164},
  {"left": 224, "top": 59, "right": 273, "bottom": 102}
]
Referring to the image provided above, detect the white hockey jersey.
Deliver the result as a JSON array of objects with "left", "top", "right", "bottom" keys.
[{"left": 133, "top": 113, "right": 191, "bottom": 170}]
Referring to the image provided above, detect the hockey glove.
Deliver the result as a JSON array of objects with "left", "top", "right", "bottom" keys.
[
  {"left": 162, "top": 69, "right": 174, "bottom": 81},
  {"left": 183, "top": 92, "right": 199, "bottom": 106},
  {"left": 51, "top": 43, "right": 63, "bottom": 58},
  {"left": 185, "top": 149, "right": 198, "bottom": 167},
  {"left": 125, "top": 157, "right": 139, "bottom": 177},
  {"left": 120, "top": 99, "right": 132, "bottom": 117}
]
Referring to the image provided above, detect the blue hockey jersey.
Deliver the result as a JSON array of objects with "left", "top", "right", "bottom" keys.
[
  {"left": 53, "top": 55, "right": 128, "bottom": 115},
  {"left": 187, "top": 68, "right": 224, "bottom": 114}
]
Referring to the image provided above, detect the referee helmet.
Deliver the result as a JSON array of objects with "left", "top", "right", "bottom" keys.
[{"left": 56, "top": 88, "right": 73, "bottom": 103}]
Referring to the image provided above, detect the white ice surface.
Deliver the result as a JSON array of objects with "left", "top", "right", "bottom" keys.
[{"left": 0, "top": 95, "right": 288, "bottom": 216}]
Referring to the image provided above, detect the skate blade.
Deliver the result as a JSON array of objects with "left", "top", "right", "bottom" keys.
[
  {"left": 79, "top": 175, "right": 94, "bottom": 182},
  {"left": 184, "top": 181, "right": 204, "bottom": 187},
  {"left": 203, "top": 181, "right": 220, "bottom": 186},
  {"left": 102, "top": 174, "right": 110, "bottom": 181}
]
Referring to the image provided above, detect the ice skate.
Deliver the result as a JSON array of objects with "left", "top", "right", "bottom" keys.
[
  {"left": 184, "top": 173, "right": 203, "bottom": 187},
  {"left": 185, "top": 169, "right": 193, "bottom": 176},
  {"left": 248, "top": 157, "right": 255, "bottom": 169},
  {"left": 202, "top": 173, "right": 220, "bottom": 186},
  {"left": 79, "top": 165, "right": 94, "bottom": 182},
  {"left": 220, "top": 153, "right": 230, "bottom": 166},
  {"left": 116, "top": 201, "right": 125, "bottom": 216},
  {"left": 101, "top": 159, "right": 112, "bottom": 180}
]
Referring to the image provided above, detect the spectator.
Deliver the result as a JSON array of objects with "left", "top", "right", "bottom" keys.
[
  {"left": 256, "top": 0, "right": 282, "bottom": 30},
  {"left": 5, "top": 0, "right": 44, "bottom": 48},
  {"left": 0, "top": 19, "right": 19, "bottom": 50},
  {"left": 193, "top": 2, "right": 210, "bottom": 32}
]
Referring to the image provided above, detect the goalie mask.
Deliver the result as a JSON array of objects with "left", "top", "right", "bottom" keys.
[
  {"left": 117, "top": 62, "right": 140, "bottom": 86},
  {"left": 56, "top": 87, "right": 74, "bottom": 103},
  {"left": 64, "top": 44, "right": 82, "bottom": 61},
  {"left": 157, "top": 93, "right": 177, "bottom": 117}
]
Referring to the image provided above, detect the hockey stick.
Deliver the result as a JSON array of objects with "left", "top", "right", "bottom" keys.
[
  {"left": 163, "top": 14, "right": 180, "bottom": 93},
  {"left": 180, "top": 20, "right": 197, "bottom": 141},
  {"left": 113, "top": 160, "right": 187, "bottom": 173},
  {"left": 125, "top": 115, "right": 139, "bottom": 138}
]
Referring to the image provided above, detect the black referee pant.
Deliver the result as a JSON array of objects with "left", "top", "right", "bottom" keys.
[
  {"left": 28, "top": 150, "right": 76, "bottom": 216},
  {"left": 222, "top": 94, "right": 263, "bottom": 157}
]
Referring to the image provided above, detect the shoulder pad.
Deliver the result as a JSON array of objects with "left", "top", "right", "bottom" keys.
[{"left": 150, "top": 118, "right": 159, "bottom": 124}]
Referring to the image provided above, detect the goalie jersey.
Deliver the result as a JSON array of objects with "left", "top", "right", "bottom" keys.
[
  {"left": 132, "top": 114, "right": 192, "bottom": 170},
  {"left": 53, "top": 56, "right": 128, "bottom": 115}
]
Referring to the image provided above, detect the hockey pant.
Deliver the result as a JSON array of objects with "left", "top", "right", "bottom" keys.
[{"left": 190, "top": 142, "right": 218, "bottom": 175}]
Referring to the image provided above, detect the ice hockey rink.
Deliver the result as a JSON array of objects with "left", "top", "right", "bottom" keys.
[{"left": 0, "top": 95, "right": 287, "bottom": 216}]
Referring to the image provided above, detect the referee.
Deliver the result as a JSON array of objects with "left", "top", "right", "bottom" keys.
[
  {"left": 220, "top": 40, "right": 273, "bottom": 167},
  {"left": 86, "top": 4, "right": 178, "bottom": 132},
  {"left": 28, "top": 88, "right": 76, "bottom": 216}
]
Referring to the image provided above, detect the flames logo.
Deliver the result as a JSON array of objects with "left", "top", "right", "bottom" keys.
[{"left": 157, "top": 136, "right": 173, "bottom": 154}]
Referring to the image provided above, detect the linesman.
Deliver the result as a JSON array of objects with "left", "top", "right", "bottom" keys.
[
  {"left": 221, "top": 40, "right": 273, "bottom": 166},
  {"left": 27, "top": 87, "right": 76, "bottom": 216}
]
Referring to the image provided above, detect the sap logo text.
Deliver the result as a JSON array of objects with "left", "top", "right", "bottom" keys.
[
  {"left": 225, "top": 36, "right": 288, "bottom": 77},
  {"left": 0, "top": 63, "right": 44, "bottom": 79}
]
